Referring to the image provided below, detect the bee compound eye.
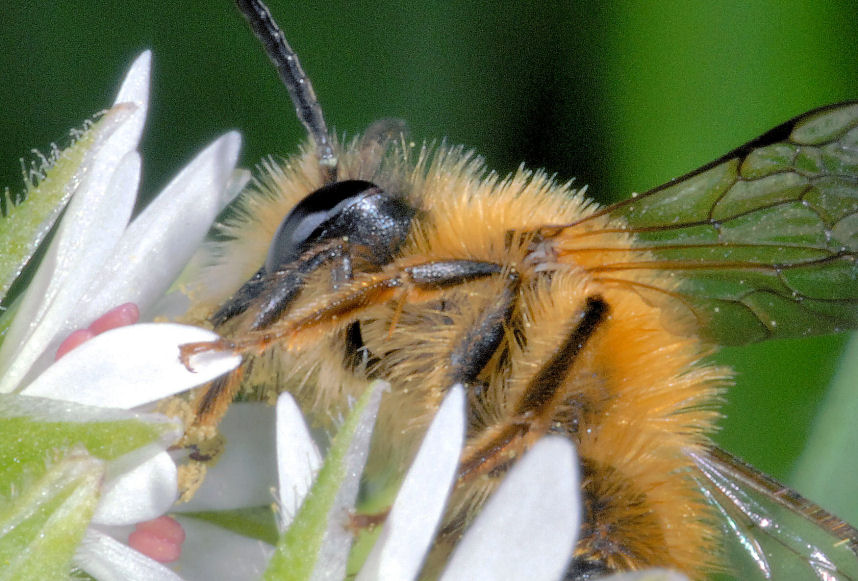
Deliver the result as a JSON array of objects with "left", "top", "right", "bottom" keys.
[
  {"left": 265, "top": 179, "right": 381, "bottom": 271},
  {"left": 265, "top": 179, "right": 415, "bottom": 271}
]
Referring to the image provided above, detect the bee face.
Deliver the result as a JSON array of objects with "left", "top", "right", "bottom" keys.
[{"left": 168, "top": 2, "right": 858, "bottom": 579}]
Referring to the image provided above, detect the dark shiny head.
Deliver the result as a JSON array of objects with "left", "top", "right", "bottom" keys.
[{"left": 265, "top": 179, "right": 415, "bottom": 271}]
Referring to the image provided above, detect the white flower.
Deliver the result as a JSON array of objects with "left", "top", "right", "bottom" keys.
[
  {"left": 0, "top": 51, "right": 243, "bottom": 580},
  {"left": 178, "top": 383, "right": 579, "bottom": 581},
  {"left": 0, "top": 51, "right": 244, "bottom": 395}
]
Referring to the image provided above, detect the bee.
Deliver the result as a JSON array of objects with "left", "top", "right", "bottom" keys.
[{"left": 179, "top": 0, "right": 858, "bottom": 578}]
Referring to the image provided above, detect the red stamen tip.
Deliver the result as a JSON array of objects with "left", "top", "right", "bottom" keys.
[
  {"left": 128, "top": 515, "right": 186, "bottom": 563},
  {"left": 55, "top": 329, "right": 94, "bottom": 360},
  {"left": 88, "top": 302, "right": 141, "bottom": 335}
]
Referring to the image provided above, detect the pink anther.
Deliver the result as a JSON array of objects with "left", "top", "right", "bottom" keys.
[
  {"left": 55, "top": 329, "right": 94, "bottom": 361},
  {"left": 127, "top": 515, "right": 186, "bottom": 563},
  {"left": 54, "top": 303, "right": 141, "bottom": 360},
  {"left": 88, "top": 302, "right": 140, "bottom": 335}
]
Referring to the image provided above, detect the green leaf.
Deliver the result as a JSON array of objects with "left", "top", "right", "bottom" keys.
[
  {"left": 0, "top": 394, "right": 177, "bottom": 498},
  {"left": 181, "top": 506, "right": 279, "bottom": 546},
  {"left": 263, "top": 381, "right": 384, "bottom": 581},
  {"left": 0, "top": 450, "right": 104, "bottom": 581},
  {"left": 0, "top": 394, "right": 180, "bottom": 578},
  {"left": 0, "top": 105, "right": 133, "bottom": 302}
]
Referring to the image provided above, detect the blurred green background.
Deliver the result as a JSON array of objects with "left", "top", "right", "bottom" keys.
[{"left": 3, "top": 0, "right": 858, "bottom": 538}]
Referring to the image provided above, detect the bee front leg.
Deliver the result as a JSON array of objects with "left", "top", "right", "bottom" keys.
[
  {"left": 184, "top": 241, "right": 352, "bottom": 430},
  {"left": 251, "top": 239, "right": 352, "bottom": 330},
  {"left": 228, "top": 259, "right": 508, "bottom": 353}
]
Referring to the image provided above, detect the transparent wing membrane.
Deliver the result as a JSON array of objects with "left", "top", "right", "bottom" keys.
[
  {"left": 689, "top": 447, "right": 858, "bottom": 580},
  {"left": 572, "top": 102, "right": 858, "bottom": 344}
]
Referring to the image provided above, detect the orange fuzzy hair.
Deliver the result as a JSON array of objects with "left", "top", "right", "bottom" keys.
[{"left": 187, "top": 134, "right": 730, "bottom": 577}]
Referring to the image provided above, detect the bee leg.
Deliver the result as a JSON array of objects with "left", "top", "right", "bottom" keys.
[
  {"left": 228, "top": 259, "right": 508, "bottom": 353},
  {"left": 446, "top": 268, "right": 520, "bottom": 386},
  {"left": 251, "top": 239, "right": 351, "bottom": 330},
  {"left": 194, "top": 260, "right": 508, "bottom": 421},
  {"left": 193, "top": 242, "right": 361, "bottom": 426},
  {"left": 211, "top": 238, "right": 350, "bottom": 330},
  {"left": 514, "top": 296, "right": 607, "bottom": 418},
  {"left": 192, "top": 364, "right": 247, "bottom": 426},
  {"left": 433, "top": 296, "right": 609, "bottom": 563},
  {"left": 404, "top": 260, "right": 504, "bottom": 290},
  {"left": 176, "top": 365, "right": 248, "bottom": 501},
  {"left": 211, "top": 266, "right": 267, "bottom": 327},
  {"left": 457, "top": 295, "right": 608, "bottom": 482}
]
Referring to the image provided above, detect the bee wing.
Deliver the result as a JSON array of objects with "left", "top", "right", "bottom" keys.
[
  {"left": 688, "top": 446, "right": 858, "bottom": 580},
  {"left": 582, "top": 102, "right": 858, "bottom": 344}
]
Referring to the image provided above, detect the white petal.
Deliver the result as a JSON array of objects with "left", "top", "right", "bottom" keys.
[
  {"left": 93, "top": 451, "right": 178, "bottom": 526},
  {"left": 150, "top": 290, "right": 192, "bottom": 321},
  {"left": 275, "top": 393, "right": 321, "bottom": 526},
  {"left": 223, "top": 168, "right": 252, "bottom": 207},
  {"left": 75, "top": 529, "right": 184, "bottom": 581},
  {"left": 172, "top": 516, "right": 273, "bottom": 581},
  {"left": 109, "top": 52, "right": 150, "bottom": 159},
  {"left": 21, "top": 323, "right": 241, "bottom": 408},
  {"left": 71, "top": 132, "right": 243, "bottom": 327},
  {"left": 3, "top": 392, "right": 179, "bottom": 427},
  {"left": 177, "top": 403, "right": 278, "bottom": 512},
  {"left": 440, "top": 436, "right": 580, "bottom": 581},
  {"left": 0, "top": 149, "right": 141, "bottom": 392},
  {"left": 357, "top": 386, "right": 465, "bottom": 581}
]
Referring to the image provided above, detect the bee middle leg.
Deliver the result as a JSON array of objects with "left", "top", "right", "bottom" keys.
[
  {"left": 457, "top": 295, "right": 608, "bottom": 482},
  {"left": 446, "top": 268, "right": 521, "bottom": 386},
  {"left": 430, "top": 293, "right": 609, "bottom": 572}
]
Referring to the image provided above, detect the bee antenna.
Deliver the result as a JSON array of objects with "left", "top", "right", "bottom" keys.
[{"left": 235, "top": 0, "right": 337, "bottom": 183}]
